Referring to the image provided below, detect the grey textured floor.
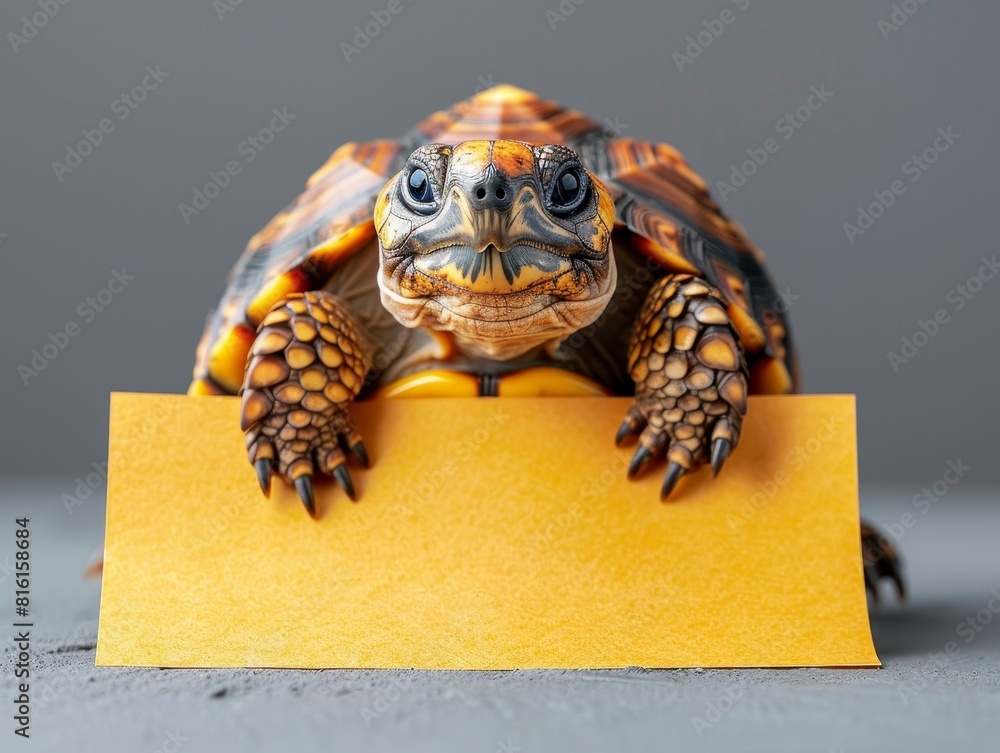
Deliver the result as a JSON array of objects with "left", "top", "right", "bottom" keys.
[{"left": 1, "top": 482, "right": 998, "bottom": 752}]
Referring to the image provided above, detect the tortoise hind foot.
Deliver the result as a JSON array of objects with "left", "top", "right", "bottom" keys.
[
  {"left": 241, "top": 291, "right": 373, "bottom": 518},
  {"left": 617, "top": 274, "right": 749, "bottom": 500},
  {"left": 861, "top": 520, "right": 906, "bottom": 603}
]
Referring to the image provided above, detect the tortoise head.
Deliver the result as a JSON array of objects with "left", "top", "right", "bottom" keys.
[{"left": 375, "top": 140, "right": 617, "bottom": 359}]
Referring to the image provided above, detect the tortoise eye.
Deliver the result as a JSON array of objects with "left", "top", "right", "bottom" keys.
[
  {"left": 406, "top": 168, "right": 434, "bottom": 205},
  {"left": 548, "top": 164, "right": 587, "bottom": 213}
]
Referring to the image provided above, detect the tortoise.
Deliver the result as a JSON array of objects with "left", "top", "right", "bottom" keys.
[{"left": 190, "top": 85, "right": 903, "bottom": 599}]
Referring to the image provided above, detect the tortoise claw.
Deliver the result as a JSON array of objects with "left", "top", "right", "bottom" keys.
[
  {"left": 333, "top": 464, "right": 357, "bottom": 501},
  {"left": 660, "top": 462, "right": 685, "bottom": 501},
  {"left": 350, "top": 440, "right": 371, "bottom": 468},
  {"left": 866, "top": 555, "right": 906, "bottom": 603},
  {"left": 255, "top": 459, "right": 273, "bottom": 498},
  {"left": 889, "top": 567, "right": 907, "bottom": 601},
  {"left": 294, "top": 475, "right": 316, "bottom": 518},
  {"left": 615, "top": 420, "right": 634, "bottom": 446},
  {"left": 710, "top": 438, "right": 731, "bottom": 478},
  {"left": 627, "top": 446, "right": 654, "bottom": 479}
]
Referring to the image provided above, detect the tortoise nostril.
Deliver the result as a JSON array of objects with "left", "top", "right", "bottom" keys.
[{"left": 471, "top": 181, "right": 510, "bottom": 206}]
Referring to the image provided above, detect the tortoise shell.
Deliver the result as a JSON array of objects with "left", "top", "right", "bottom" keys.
[{"left": 191, "top": 85, "right": 798, "bottom": 396}]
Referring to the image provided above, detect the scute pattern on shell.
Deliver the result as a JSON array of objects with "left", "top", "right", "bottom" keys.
[{"left": 190, "top": 141, "right": 402, "bottom": 395}]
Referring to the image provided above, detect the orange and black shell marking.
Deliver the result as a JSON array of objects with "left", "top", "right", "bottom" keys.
[{"left": 190, "top": 85, "right": 797, "bottom": 398}]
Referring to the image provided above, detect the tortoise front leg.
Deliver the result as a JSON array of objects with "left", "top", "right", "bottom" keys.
[
  {"left": 617, "top": 274, "right": 748, "bottom": 499},
  {"left": 620, "top": 276, "right": 906, "bottom": 600},
  {"left": 241, "top": 291, "right": 372, "bottom": 517}
]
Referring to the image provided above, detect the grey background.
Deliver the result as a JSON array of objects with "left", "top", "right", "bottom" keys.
[
  {"left": 2, "top": 0, "right": 998, "bottom": 488},
  {"left": 2, "top": 3, "right": 1000, "bottom": 751}
]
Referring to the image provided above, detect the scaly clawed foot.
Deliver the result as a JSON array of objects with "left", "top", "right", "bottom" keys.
[
  {"left": 241, "top": 291, "right": 372, "bottom": 517},
  {"left": 618, "top": 274, "right": 748, "bottom": 500}
]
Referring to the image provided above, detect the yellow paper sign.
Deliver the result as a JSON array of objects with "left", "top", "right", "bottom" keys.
[{"left": 97, "top": 393, "right": 878, "bottom": 669}]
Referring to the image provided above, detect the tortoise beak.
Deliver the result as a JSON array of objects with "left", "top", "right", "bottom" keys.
[{"left": 412, "top": 240, "right": 572, "bottom": 294}]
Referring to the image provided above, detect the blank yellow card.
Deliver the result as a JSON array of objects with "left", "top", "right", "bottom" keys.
[{"left": 97, "top": 393, "right": 878, "bottom": 669}]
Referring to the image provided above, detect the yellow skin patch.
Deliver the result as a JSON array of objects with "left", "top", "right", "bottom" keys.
[{"left": 376, "top": 140, "right": 617, "bottom": 360}]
